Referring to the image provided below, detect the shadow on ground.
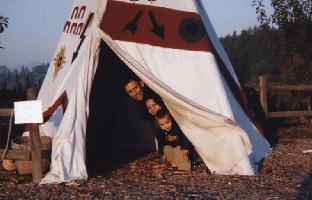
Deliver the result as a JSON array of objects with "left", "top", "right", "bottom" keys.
[{"left": 297, "top": 167, "right": 312, "bottom": 199}]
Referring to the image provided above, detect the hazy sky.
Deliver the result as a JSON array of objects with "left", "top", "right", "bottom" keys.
[{"left": 0, "top": 0, "right": 272, "bottom": 69}]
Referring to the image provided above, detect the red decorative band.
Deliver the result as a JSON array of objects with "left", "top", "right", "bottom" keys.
[{"left": 100, "top": 1, "right": 212, "bottom": 52}]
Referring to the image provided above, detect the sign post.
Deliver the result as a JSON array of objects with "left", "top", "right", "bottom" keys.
[{"left": 13, "top": 88, "right": 43, "bottom": 184}]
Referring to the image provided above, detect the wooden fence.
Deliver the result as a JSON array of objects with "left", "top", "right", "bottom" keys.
[
  {"left": 259, "top": 75, "right": 312, "bottom": 119},
  {"left": 0, "top": 88, "right": 42, "bottom": 184}
]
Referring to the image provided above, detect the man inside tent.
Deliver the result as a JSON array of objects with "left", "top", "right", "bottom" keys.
[
  {"left": 120, "top": 77, "right": 160, "bottom": 152},
  {"left": 123, "top": 77, "right": 162, "bottom": 119},
  {"left": 123, "top": 78, "right": 152, "bottom": 108}
]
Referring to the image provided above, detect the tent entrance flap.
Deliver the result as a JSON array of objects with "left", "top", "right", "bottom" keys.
[{"left": 86, "top": 41, "right": 157, "bottom": 171}]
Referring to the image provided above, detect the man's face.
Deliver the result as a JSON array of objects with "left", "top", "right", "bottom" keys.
[
  {"left": 157, "top": 114, "right": 172, "bottom": 132},
  {"left": 124, "top": 80, "right": 144, "bottom": 101},
  {"left": 145, "top": 98, "right": 162, "bottom": 116}
]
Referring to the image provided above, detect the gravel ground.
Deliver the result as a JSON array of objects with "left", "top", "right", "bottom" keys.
[{"left": 1, "top": 135, "right": 312, "bottom": 199}]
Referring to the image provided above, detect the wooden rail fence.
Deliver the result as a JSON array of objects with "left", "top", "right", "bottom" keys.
[
  {"left": 0, "top": 88, "right": 43, "bottom": 184},
  {"left": 259, "top": 75, "right": 312, "bottom": 119}
]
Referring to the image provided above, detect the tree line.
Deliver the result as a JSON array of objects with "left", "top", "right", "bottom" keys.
[
  {"left": 220, "top": 24, "right": 311, "bottom": 85},
  {"left": 0, "top": 64, "right": 49, "bottom": 90},
  {"left": 0, "top": 64, "right": 49, "bottom": 108},
  {"left": 233, "top": 0, "right": 312, "bottom": 85}
]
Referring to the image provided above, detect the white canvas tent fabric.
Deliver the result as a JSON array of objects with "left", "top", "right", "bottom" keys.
[{"left": 38, "top": 0, "right": 271, "bottom": 184}]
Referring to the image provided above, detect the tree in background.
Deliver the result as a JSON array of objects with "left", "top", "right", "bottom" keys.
[
  {"left": 221, "top": 26, "right": 281, "bottom": 85},
  {"left": 0, "top": 63, "right": 49, "bottom": 107},
  {"left": 252, "top": 0, "right": 312, "bottom": 84},
  {"left": 0, "top": 16, "right": 9, "bottom": 49},
  {"left": 0, "top": 63, "right": 49, "bottom": 90}
]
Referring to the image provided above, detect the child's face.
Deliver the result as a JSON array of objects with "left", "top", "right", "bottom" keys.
[
  {"left": 145, "top": 98, "right": 162, "bottom": 116},
  {"left": 124, "top": 80, "right": 144, "bottom": 101},
  {"left": 157, "top": 114, "right": 172, "bottom": 132}
]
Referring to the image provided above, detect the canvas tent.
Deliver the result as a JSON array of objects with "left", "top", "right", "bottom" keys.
[{"left": 37, "top": 0, "right": 271, "bottom": 184}]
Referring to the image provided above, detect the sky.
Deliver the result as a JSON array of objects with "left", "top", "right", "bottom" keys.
[{"left": 0, "top": 0, "right": 272, "bottom": 69}]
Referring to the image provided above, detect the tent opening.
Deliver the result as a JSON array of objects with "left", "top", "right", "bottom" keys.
[{"left": 86, "top": 41, "right": 159, "bottom": 173}]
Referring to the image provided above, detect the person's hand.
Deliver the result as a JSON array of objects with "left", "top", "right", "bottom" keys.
[
  {"left": 181, "top": 149, "right": 189, "bottom": 157},
  {"left": 161, "top": 155, "right": 166, "bottom": 161}
]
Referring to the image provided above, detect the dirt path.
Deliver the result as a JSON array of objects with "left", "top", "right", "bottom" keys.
[{"left": 1, "top": 138, "right": 312, "bottom": 199}]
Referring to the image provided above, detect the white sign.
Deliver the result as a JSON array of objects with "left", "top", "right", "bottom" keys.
[{"left": 14, "top": 100, "right": 43, "bottom": 124}]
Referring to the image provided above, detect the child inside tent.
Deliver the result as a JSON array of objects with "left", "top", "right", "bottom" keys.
[{"left": 154, "top": 109, "right": 192, "bottom": 172}]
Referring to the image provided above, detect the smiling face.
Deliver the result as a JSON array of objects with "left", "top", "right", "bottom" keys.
[
  {"left": 156, "top": 113, "right": 173, "bottom": 132},
  {"left": 145, "top": 98, "right": 162, "bottom": 116},
  {"left": 124, "top": 80, "right": 144, "bottom": 101}
]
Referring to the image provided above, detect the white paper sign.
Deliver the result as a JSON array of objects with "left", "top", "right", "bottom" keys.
[{"left": 14, "top": 100, "right": 43, "bottom": 124}]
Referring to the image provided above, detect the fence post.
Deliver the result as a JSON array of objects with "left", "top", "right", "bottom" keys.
[
  {"left": 26, "top": 88, "right": 37, "bottom": 100},
  {"left": 26, "top": 88, "right": 42, "bottom": 184},
  {"left": 259, "top": 75, "right": 268, "bottom": 116}
]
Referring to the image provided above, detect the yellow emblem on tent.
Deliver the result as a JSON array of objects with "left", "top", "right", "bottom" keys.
[{"left": 53, "top": 46, "right": 66, "bottom": 79}]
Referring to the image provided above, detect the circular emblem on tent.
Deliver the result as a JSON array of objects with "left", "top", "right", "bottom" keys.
[
  {"left": 178, "top": 17, "right": 205, "bottom": 43},
  {"left": 53, "top": 46, "right": 66, "bottom": 80}
]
